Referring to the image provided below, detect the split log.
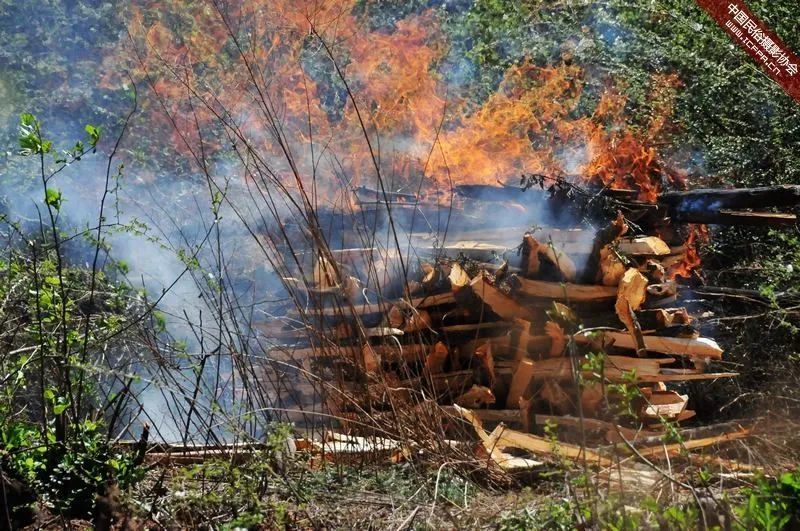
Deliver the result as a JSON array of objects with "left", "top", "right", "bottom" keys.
[
  {"left": 636, "top": 308, "right": 691, "bottom": 331},
  {"left": 495, "top": 364, "right": 735, "bottom": 383},
  {"left": 574, "top": 331, "right": 723, "bottom": 360},
  {"left": 313, "top": 253, "right": 338, "bottom": 289},
  {"left": 366, "top": 343, "right": 430, "bottom": 364},
  {"left": 454, "top": 385, "right": 496, "bottom": 408},
  {"left": 403, "top": 310, "right": 432, "bottom": 333},
  {"left": 617, "top": 237, "right": 671, "bottom": 256},
  {"left": 440, "top": 227, "right": 588, "bottom": 246},
  {"left": 474, "top": 342, "right": 496, "bottom": 386},
  {"left": 448, "top": 262, "right": 471, "bottom": 290},
  {"left": 455, "top": 406, "right": 613, "bottom": 468},
  {"left": 616, "top": 269, "right": 648, "bottom": 318},
  {"left": 582, "top": 211, "right": 628, "bottom": 283},
  {"left": 270, "top": 345, "right": 362, "bottom": 360},
  {"left": 484, "top": 332, "right": 552, "bottom": 361},
  {"left": 540, "top": 244, "right": 577, "bottom": 282},
  {"left": 599, "top": 246, "right": 627, "bottom": 286},
  {"left": 422, "top": 241, "right": 510, "bottom": 262},
  {"left": 456, "top": 406, "right": 544, "bottom": 470},
  {"left": 470, "top": 273, "right": 539, "bottom": 321},
  {"left": 525, "top": 355, "right": 668, "bottom": 382},
  {"left": 642, "top": 259, "right": 666, "bottom": 283},
  {"left": 615, "top": 268, "right": 649, "bottom": 356},
  {"left": 540, "top": 380, "right": 572, "bottom": 414},
  {"left": 637, "top": 390, "right": 689, "bottom": 421},
  {"left": 633, "top": 372, "right": 738, "bottom": 383},
  {"left": 510, "top": 276, "right": 618, "bottom": 302},
  {"left": 646, "top": 282, "right": 678, "bottom": 299},
  {"left": 424, "top": 342, "right": 449, "bottom": 374},
  {"left": 544, "top": 321, "right": 567, "bottom": 357},
  {"left": 521, "top": 234, "right": 541, "bottom": 277},
  {"left": 522, "top": 233, "right": 577, "bottom": 281},
  {"left": 362, "top": 345, "right": 380, "bottom": 373},
  {"left": 507, "top": 359, "right": 535, "bottom": 407},
  {"left": 580, "top": 383, "right": 605, "bottom": 417},
  {"left": 368, "top": 325, "right": 405, "bottom": 336},
  {"left": 387, "top": 306, "right": 404, "bottom": 328}
]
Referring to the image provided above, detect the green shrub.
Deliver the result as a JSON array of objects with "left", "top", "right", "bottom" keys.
[
  {"left": 1, "top": 418, "right": 144, "bottom": 518},
  {"left": 736, "top": 469, "right": 800, "bottom": 530}
]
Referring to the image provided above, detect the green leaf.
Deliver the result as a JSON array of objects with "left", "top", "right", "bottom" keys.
[
  {"left": 45, "top": 188, "right": 62, "bottom": 210},
  {"left": 20, "top": 112, "right": 35, "bottom": 127},
  {"left": 84, "top": 124, "right": 100, "bottom": 147}
]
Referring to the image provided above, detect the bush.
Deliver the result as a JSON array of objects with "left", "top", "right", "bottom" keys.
[{"left": 1, "top": 419, "right": 144, "bottom": 518}]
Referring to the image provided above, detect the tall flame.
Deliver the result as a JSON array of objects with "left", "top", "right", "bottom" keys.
[{"left": 107, "top": 1, "right": 681, "bottom": 202}]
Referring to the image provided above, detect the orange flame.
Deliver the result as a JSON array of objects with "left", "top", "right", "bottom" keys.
[
  {"left": 668, "top": 224, "right": 708, "bottom": 280},
  {"left": 107, "top": 1, "right": 681, "bottom": 202}
]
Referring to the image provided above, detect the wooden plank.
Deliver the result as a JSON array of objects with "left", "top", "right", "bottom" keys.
[
  {"left": 681, "top": 210, "right": 797, "bottom": 227},
  {"left": 492, "top": 425, "right": 614, "bottom": 467},
  {"left": 495, "top": 364, "right": 736, "bottom": 383},
  {"left": 267, "top": 345, "right": 362, "bottom": 360},
  {"left": 439, "top": 321, "right": 512, "bottom": 334},
  {"left": 634, "top": 429, "right": 750, "bottom": 458},
  {"left": 291, "top": 292, "right": 456, "bottom": 320},
  {"left": 442, "top": 408, "right": 640, "bottom": 442},
  {"left": 574, "top": 331, "right": 723, "bottom": 360},
  {"left": 526, "top": 355, "right": 665, "bottom": 382},
  {"left": 635, "top": 372, "right": 738, "bottom": 383},
  {"left": 512, "top": 277, "right": 618, "bottom": 301}
]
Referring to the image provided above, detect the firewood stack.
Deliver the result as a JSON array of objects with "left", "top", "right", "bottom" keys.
[
  {"left": 282, "top": 205, "right": 742, "bottom": 443},
  {"left": 251, "top": 182, "right": 800, "bottom": 469}
]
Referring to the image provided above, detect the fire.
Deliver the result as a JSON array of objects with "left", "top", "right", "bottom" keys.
[
  {"left": 107, "top": 1, "right": 680, "bottom": 202},
  {"left": 668, "top": 224, "right": 709, "bottom": 280}
]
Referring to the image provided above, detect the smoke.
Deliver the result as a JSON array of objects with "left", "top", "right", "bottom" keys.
[{"left": 1, "top": 0, "right": 699, "bottom": 440}]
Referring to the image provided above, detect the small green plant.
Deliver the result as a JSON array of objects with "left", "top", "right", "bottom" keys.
[
  {"left": 2, "top": 419, "right": 144, "bottom": 517},
  {"left": 735, "top": 469, "right": 800, "bottom": 530},
  {"left": 496, "top": 499, "right": 578, "bottom": 531}
]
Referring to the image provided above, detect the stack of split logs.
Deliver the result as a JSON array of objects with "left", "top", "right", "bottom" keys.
[
  {"left": 347, "top": 217, "right": 731, "bottom": 427},
  {"left": 262, "top": 183, "right": 800, "bottom": 467}
]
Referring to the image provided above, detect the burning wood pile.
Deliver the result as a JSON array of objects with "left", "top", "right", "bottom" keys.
[{"left": 263, "top": 181, "right": 800, "bottom": 469}]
